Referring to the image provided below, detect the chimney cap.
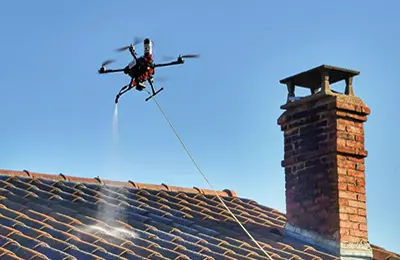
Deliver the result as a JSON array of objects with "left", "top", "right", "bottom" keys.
[{"left": 279, "top": 64, "right": 360, "bottom": 90}]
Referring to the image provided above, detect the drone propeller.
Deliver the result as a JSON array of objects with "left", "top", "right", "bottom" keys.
[
  {"left": 132, "top": 36, "right": 144, "bottom": 46},
  {"left": 161, "top": 54, "right": 200, "bottom": 62},
  {"left": 180, "top": 54, "right": 200, "bottom": 58},
  {"left": 101, "top": 59, "right": 115, "bottom": 67},
  {"left": 155, "top": 75, "right": 168, "bottom": 83},
  {"left": 115, "top": 36, "right": 144, "bottom": 52}
]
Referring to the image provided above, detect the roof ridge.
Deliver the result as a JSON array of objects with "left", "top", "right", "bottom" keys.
[{"left": 0, "top": 168, "right": 238, "bottom": 197}]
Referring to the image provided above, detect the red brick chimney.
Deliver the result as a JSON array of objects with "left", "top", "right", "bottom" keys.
[{"left": 277, "top": 65, "right": 373, "bottom": 259}]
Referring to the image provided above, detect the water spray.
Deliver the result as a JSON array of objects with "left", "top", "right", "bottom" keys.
[{"left": 113, "top": 103, "right": 119, "bottom": 145}]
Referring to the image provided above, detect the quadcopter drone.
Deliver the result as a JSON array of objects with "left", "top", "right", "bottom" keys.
[{"left": 98, "top": 37, "right": 199, "bottom": 103}]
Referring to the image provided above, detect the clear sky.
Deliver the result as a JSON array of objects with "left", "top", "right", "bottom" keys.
[{"left": 1, "top": 0, "right": 399, "bottom": 254}]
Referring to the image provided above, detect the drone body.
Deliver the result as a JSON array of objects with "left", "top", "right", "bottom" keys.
[{"left": 98, "top": 37, "right": 199, "bottom": 103}]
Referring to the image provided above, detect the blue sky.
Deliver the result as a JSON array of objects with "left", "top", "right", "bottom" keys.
[{"left": 1, "top": 0, "right": 399, "bottom": 253}]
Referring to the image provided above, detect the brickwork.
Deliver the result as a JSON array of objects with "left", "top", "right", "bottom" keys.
[{"left": 278, "top": 94, "right": 371, "bottom": 244}]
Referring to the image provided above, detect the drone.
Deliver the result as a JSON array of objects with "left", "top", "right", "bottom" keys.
[{"left": 98, "top": 37, "right": 199, "bottom": 103}]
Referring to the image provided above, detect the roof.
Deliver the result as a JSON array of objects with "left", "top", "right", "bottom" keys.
[
  {"left": 279, "top": 64, "right": 360, "bottom": 90},
  {"left": 0, "top": 169, "right": 398, "bottom": 260}
]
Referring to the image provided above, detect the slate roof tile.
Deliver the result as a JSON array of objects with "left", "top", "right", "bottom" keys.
[
  {"left": 0, "top": 248, "right": 25, "bottom": 260},
  {"left": 0, "top": 170, "right": 398, "bottom": 260}
]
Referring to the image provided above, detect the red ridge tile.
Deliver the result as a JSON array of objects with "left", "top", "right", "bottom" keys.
[
  {"left": 0, "top": 170, "right": 241, "bottom": 198},
  {"left": 0, "top": 170, "right": 30, "bottom": 178},
  {"left": 30, "top": 172, "right": 65, "bottom": 182},
  {"left": 371, "top": 245, "right": 400, "bottom": 260}
]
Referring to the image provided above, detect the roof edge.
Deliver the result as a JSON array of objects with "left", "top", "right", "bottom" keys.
[
  {"left": 0, "top": 168, "right": 238, "bottom": 198},
  {"left": 370, "top": 244, "right": 400, "bottom": 259}
]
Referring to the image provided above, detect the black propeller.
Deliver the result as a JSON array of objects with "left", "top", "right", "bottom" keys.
[
  {"left": 155, "top": 75, "right": 168, "bottom": 83},
  {"left": 101, "top": 59, "right": 115, "bottom": 67},
  {"left": 115, "top": 36, "right": 144, "bottom": 52},
  {"left": 161, "top": 54, "right": 200, "bottom": 62},
  {"left": 180, "top": 54, "right": 200, "bottom": 58}
]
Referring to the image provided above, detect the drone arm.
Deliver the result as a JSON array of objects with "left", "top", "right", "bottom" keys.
[
  {"left": 154, "top": 60, "right": 184, "bottom": 68},
  {"left": 98, "top": 68, "right": 125, "bottom": 74}
]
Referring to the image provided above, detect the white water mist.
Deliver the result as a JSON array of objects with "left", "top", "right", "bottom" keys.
[
  {"left": 113, "top": 103, "right": 119, "bottom": 145},
  {"left": 82, "top": 225, "right": 139, "bottom": 239}
]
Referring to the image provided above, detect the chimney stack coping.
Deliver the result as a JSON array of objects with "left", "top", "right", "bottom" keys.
[{"left": 279, "top": 64, "right": 360, "bottom": 102}]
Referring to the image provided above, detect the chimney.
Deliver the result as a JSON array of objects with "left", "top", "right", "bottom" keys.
[{"left": 277, "top": 65, "right": 373, "bottom": 259}]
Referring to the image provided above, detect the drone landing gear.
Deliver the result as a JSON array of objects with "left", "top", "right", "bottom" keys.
[
  {"left": 145, "top": 79, "right": 164, "bottom": 102},
  {"left": 145, "top": 88, "right": 164, "bottom": 102}
]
